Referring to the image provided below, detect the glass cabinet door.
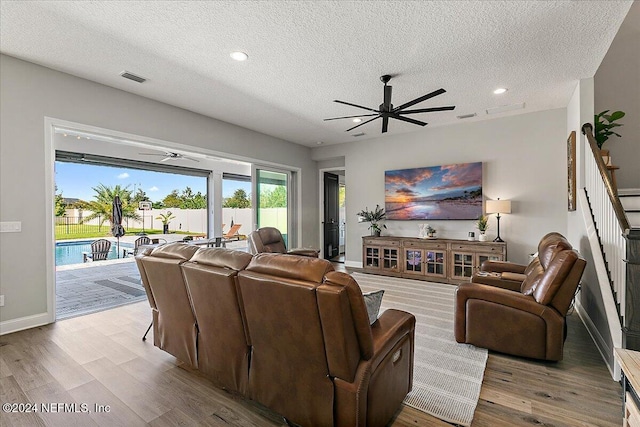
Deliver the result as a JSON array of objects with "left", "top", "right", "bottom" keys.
[
  {"left": 452, "top": 252, "right": 474, "bottom": 279},
  {"left": 383, "top": 248, "right": 399, "bottom": 271},
  {"left": 365, "top": 247, "right": 380, "bottom": 268},
  {"left": 425, "top": 250, "right": 446, "bottom": 277},
  {"left": 404, "top": 249, "right": 423, "bottom": 274}
]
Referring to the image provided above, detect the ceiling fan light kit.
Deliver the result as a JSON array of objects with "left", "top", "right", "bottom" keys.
[
  {"left": 138, "top": 151, "right": 199, "bottom": 162},
  {"left": 325, "top": 75, "right": 455, "bottom": 133}
]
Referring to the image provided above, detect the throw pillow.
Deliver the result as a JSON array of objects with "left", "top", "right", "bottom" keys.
[{"left": 363, "top": 290, "right": 384, "bottom": 325}]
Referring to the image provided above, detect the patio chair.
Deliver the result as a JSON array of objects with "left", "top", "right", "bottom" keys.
[
  {"left": 125, "top": 236, "right": 152, "bottom": 257},
  {"left": 223, "top": 224, "right": 243, "bottom": 241},
  {"left": 83, "top": 239, "right": 112, "bottom": 262}
]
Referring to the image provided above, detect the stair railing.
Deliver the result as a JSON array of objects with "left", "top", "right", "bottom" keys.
[{"left": 582, "top": 123, "right": 629, "bottom": 318}]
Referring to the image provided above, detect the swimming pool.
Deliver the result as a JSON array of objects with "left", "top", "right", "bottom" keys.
[{"left": 55, "top": 240, "right": 134, "bottom": 266}]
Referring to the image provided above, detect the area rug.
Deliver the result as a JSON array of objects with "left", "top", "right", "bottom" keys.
[{"left": 352, "top": 272, "right": 488, "bottom": 427}]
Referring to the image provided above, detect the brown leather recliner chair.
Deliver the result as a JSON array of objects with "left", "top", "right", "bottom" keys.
[
  {"left": 181, "top": 248, "right": 253, "bottom": 393},
  {"left": 247, "top": 226, "right": 319, "bottom": 257},
  {"left": 455, "top": 233, "right": 586, "bottom": 361},
  {"left": 237, "top": 253, "right": 415, "bottom": 427},
  {"left": 135, "top": 243, "right": 200, "bottom": 367}
]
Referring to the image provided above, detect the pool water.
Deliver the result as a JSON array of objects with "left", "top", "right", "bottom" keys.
[{"left": 55, "top": 240, "right": 134, "bottom": 266}]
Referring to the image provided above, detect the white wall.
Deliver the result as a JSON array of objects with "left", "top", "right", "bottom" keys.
[
  {"left": 566, "top": 78, "right": 618, "bottom": 374},
  {"left": 0, "top": 54, "right": 318, "bottom": 327},
  {"left": 313, "top": 109, "right": 568, "bottom": 266},
  {"left": 594, "top": 1, "right": 640, "bottom": 189}
]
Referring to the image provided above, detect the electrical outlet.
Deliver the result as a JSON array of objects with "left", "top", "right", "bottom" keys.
[{"left": 0, "top": 295, "right": 4, "bottom": 307}]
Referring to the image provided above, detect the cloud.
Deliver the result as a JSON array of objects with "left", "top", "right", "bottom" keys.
[
  {"left": 395, "top": 187, "right": 417, "bottom": 196},
  {"left": 385, "top": 168, "right": 434, "bottom": 186},
  {"left": 117, "top": 172, "right": 130, "bottom": 179},
  {"left": 431, "top": 162, "right": 482, "bottom": 191},
  {"left": 149, "top": 186, "right": 159, "bottom": 192}
]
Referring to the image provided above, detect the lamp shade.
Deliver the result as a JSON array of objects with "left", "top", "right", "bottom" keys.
[{"left": 486, "top": 199, "right": 512, "bottom": 214}]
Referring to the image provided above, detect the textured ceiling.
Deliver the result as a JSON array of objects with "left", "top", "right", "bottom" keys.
[{"left": 0, "top": 1, "right": 633, "bottom": 147}]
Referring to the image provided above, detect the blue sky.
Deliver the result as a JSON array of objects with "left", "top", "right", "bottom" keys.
[{"left": 55, "top": 162, "right": 251, "bottom": 202}]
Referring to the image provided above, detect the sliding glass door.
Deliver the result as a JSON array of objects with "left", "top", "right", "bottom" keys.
[{"left": 252, "top": 167, "right": 291, "bottom": 246}]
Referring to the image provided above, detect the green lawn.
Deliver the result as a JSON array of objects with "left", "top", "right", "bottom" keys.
[{"left": 55, "top": 224, "right": 191, "bottom": 240}]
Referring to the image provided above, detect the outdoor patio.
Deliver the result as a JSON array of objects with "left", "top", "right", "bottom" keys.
[{"left": 55, "top": 236, "right": 249, "bottom": 320}]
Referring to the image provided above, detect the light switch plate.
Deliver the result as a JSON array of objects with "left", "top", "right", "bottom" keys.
[
  {"left": 0, "top": 295, "right": 4, "bottom": 307},
  {"left": 0, "top": 221, "right": 21, "bottom": 232}
]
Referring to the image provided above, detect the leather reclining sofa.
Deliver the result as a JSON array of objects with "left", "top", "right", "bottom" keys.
[
  {"left": 455, "top": 232, "right": 586, "bottom": 361},
  {"left": 135, "top": 243, "right": 416, "bottom": 426}
]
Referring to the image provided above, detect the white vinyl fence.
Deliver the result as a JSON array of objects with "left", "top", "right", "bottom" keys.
[{"left": 61, "top": 208, "right": 284, "bottom": 238}]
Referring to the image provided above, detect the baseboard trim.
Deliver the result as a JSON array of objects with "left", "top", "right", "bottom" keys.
[
  {"left": 0, "top": 312, "right": 53, "bottom": 335},
  {"left": 345, "top": 260, "right": 363, "bottom": 269},
  {"left": 575, "top": 300, "right": 620, "bottom": 380}
]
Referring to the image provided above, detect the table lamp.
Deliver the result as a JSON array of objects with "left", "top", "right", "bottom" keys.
[{"left": 485, "top": 198, "right": 511, "bottom": 242}]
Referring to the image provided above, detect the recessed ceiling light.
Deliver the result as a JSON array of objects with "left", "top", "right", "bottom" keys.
[
  {"left": 352, "top": 118, "right": 362, "bottom": 123},
  {"left": 230, "top": 51, "right": 248, "bottom": 61},
  {"left": 493, "top": 88, "right": 508, "bottom": 95},
  {"left": 316, "top": 141, "right": 324, "bottom": 145}
]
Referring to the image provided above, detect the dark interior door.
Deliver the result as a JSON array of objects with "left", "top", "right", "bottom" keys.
[{"left": 324, "top": 172, "right": 340, "bottom": 260}]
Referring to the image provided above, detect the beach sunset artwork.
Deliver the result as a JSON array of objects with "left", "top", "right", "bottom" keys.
[{"left": 385, "top": 162, "right": 483, "bottom": 220}]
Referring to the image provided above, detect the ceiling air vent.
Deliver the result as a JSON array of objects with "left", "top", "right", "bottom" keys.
[
  {"left": 457, "top": 113, "right": 477, "bottom": 119},
  {"left": 120, "top": 71, "right": 147, "bottom": 83},
  {"left": 352, "top": 132, "right": 366, "bottom": 137}
]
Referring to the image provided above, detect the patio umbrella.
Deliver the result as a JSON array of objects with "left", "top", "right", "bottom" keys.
[{"left": 111, "top": 195, "right": 126, "bottom": 258}]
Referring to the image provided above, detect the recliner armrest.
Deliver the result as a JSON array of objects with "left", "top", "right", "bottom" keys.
[
  {"left": 369, "top": 309, "right": 416, "bottom": 371},
  {"left": 456, "top": 283, "right": 557, "bottom": 317},
  {"left": 287, "top": 248, "right": 320, "bottom": 258},
  {"left": 472, "top": 271, "right": 526, "bottom": 292},
  {"left": 332, "top": 309, "right": 415, "bottom": 427},
  {"left": 481, "top": 260, "right": 527, "bottom": 274}
]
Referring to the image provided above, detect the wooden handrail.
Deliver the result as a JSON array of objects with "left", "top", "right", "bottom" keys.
[{"left": 582, "top": 123, "right": 631, "bottom": 235}]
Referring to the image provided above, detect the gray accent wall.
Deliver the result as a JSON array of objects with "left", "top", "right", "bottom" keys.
[
  {"left": 0, "top": 54, "right": 318, "bottom": 325},
  {"left": 312, "top": 109, "right": 569, "bottom": 266},
  {"left": 594, "top": 1, "right": 640, "bottom": 190}
]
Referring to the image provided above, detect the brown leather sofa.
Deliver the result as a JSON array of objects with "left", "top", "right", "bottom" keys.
[
  {"left": 454, "top": 232, "right": 586, "bottom": 361},
  {"left": 247, "top": 226, "right": 320, "bottom": 257},
  {"left": 136, "top": 245, "right": 416, "bottom": 426},
  {"left": 135, "top": 243, "right": 200, "bottom": 367},
  {"left": 181, "top": 248, "right": 253, "bottom": 394}
]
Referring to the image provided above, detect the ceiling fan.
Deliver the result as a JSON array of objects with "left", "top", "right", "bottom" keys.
[
  {"left": 138, "top": 151, "right": 199, "bottom": 162},
  {"left": 325, "top": 75, "right": 455, "bottom": 133}
]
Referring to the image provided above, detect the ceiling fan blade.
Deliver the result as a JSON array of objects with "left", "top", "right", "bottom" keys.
[
  {"left": 138, "top": 153, "right": 164, "bottom": 157},
  {"left": 345, "top": 115, "right": 380, "bottom": 132},
  {"left": 390, "top": 114, "right": 428, "bottom": 127},
  {"left": 393, "top": 88, "right": 447, "bottom": 112},
  {"left": 383, "top": 85, "right": 392, "bottom": 111},
  {"left": 397, "top": 106, "right": 456, "bottom": 114},
  {"left": 161, "top": 157, "right": 173, "bottom": 162},
  {"left": 183, "top": 156, "right": 200, "bottom": 162},
  {"left": 333, "top": 100, "right": 379, "bottom": 113},
  {"left": 323, "top": 113, "right": 379, "bottom": 121},
  {"left": 381, "top": 116, "right": 389, "bottom": 133}
]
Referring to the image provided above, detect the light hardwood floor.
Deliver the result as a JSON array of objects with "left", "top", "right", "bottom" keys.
[{"left": 0, "top": 284, "right": 622, "bottom": 427}]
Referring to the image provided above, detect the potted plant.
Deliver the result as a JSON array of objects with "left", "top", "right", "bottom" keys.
[
  {"left": 425, "top": 224, "right": 436, "bottom": 238},
  {"left": 476, "top": 215, "right": 489, "bottom": 241},
  {"left": 156, "top": 211, "right": 176, "bottom": 234},
  {"left": 357, "top": 205, "right": 387, "bottom": 237},
  {"left": 594, "top": 110, "right": 625, "bottom": 165}
]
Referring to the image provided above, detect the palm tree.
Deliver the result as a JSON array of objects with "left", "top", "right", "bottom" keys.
[{"left": 81, "top": 184, "right": 141, "bottom": 230}]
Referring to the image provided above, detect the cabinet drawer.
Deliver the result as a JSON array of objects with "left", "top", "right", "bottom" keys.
[
  {"left": 363, "top": 239, "right": 400, "bottom": 246},
  {"left": 451, "top": 243, "right": 502, "bottom": 253},
  {"left": 404, "top": 240, "right": 447, "bottom": 250}
]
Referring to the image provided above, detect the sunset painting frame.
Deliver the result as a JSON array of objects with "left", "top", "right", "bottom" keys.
[{"left": 385, "top": 162, "right": 483, "bottom": 220}]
